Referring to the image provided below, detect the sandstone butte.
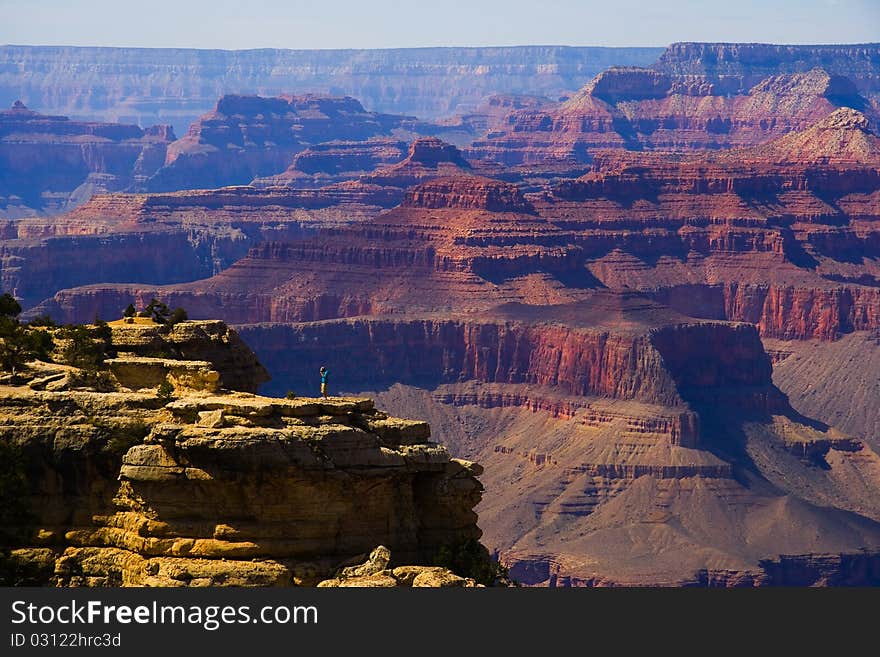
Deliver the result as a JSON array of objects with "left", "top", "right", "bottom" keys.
[
  {"left": 142, "top": 94, "right": 428, "bottom": 193},
  {"left": 1, "top": 318, "right": 487, "bottom": 587},
  {"left": 0, "top": 45, "right": 664, "bottom": 134},
  {"left": 0, "top": 94, "right": 479, "bottom": 220}
]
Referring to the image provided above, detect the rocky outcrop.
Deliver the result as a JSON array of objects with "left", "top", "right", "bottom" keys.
[
  {"left": 363, "top": 138, "right": 474, "bottom": 188},
  {"left": 586, "top": 67, "right": 672, "bottom": 102},
  {"left": 0, "top": 102, "right": 174, "bottom": 218},
  {"left": 108, "top": 319, "right": 270, "bottom": 393},
  {"left": 1, "top": 323, "right": 484, "bottom": 587},
  {"left": 401, "top": 176, "right": 533, "bottom": 213},
  {"left": 316, "top": 546, "right": 480, "bottom": 587},
  {"left": 0, "top": 45, "right": 663, "bottom": 135},
  {"left": 446, "top": 94, "right": 553, "bottom": 139}
]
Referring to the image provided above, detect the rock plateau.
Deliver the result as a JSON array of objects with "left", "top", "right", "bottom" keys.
[{"left": 1, "top": 320, "right": 485, "bottom": 587}]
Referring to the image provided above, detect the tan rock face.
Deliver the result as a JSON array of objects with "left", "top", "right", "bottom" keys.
[
  {"left": 109, "top": 320, "right": 269, "bottom": 393},
  {"left": 316, "top": 548, "right": 479, "bottom": 588},
  {"left": 1, "top": 329, "right": 485, "bottom": 587},
  {"left": 106, "top": 357, "right": 221, "bottom": 394}
]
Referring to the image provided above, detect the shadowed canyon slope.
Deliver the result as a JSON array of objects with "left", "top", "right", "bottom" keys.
[
  {"left": 769, "top": 332, "right": 880, "bottom": 453},
  {"left": 0, "top": 101, "right": 175, "bottom": 218}
]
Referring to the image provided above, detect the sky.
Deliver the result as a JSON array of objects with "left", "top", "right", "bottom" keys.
[{"left": 1, "top": 0, "right": 878, "bottom": 49}]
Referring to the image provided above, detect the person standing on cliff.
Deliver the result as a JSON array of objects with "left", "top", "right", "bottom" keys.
[{"left": 320, "top": 366, "right": 329, "bottom": 399}]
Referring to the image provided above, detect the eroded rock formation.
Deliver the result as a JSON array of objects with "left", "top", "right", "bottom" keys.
[
  {"left": 7, "top": 48, "right": 880, "bottom": 586},
  {"left": 468, "top": 67, "right": 874, "bottom": 166},
  {"left": 1, "top": 320, "right": 485, "bottom": 587},
  {"left": 142, "top": 94, "right": 418, "bottom": 191},
  {"left": 0, "top": 45, "right": 664, "bottom": 134},
  {"left": 0, "top": 102, "right": 175, "bottom": 218},
  {"left": 654, "top": 42, "right": 880, "bottom": 99},
  {"left": 41, "top": 111, "right": 880, "bottom": 342},
  {"left": 6, "top": 183, "right": 402, "bottom": 311}
]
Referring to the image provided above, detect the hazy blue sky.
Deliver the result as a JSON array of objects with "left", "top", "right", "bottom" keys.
[{"left": 1, "top": 0, "right": 877, "bottom": 49}]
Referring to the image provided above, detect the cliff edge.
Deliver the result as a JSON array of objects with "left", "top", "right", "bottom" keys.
[{"left": 0, "top": 319, "right": 486, "bottom": 587}]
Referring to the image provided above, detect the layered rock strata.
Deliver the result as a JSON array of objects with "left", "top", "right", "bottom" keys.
[
  {"left": 0, "top": 101, "right": 174, "bottom": 218},
  {"left": 40, "top": 110, "right": 880, "bottom": 342},
  {"left": 6, "top": 184, "right": 399, "bottom": 311},
  {"left": 0, "top": 45, "right": 664, "bottom": 134},
  {"left": 142, "top": 94, "right": 419, "bottom": 191},
  {"left": 468, "top": 67, "right": 874, "bottom": 166},
  {"left": 654, "top": 42, "right": 880, "bottom": 99},
  {"left": 1, "top": 321, "right": 484, "bottom": 587}
]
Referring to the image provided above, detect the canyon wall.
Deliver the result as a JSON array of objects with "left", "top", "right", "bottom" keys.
[
  {"left": 468, "top": 67, "right": 876, "bottom": 166},
  {"left": 0, "top": 102, "right": 174, "bottom": 218},
  {"left": 242, "top": 318, "right": 668, "bottom": 400},
  {"left": 6, "top": 182, "right": 402, "bottom": 312},
  {"left": 653, "top": 283, "right": 880, "bottom": 341},
  {"left": 144, "top": 94, "right": 418, "bottom": 191},
  {"left": 0, "top": 45, "right": 663, "bottom": 135},
  {"left": 655, "top": 42, "right": 880, "bottom": 98},
  {"left": 235, "top": 317, "right": 772, "bottom": 414}
]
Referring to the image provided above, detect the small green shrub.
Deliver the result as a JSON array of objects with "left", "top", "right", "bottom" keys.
[
  {"left": 433, "top": 539, "right": 512, "bottom": 586},
  {"left": 168, "top": 307, "right": 188, "bottom": 326},
  {"left": 58, "top": 325, "right": 105, "bottom": 369},
  {"left": 27, "top": 314, "right": 56, "bottom": 328},
  {"left": 156, "top": 380, "right": 175, "bottom": 402},
  {"left": 0, "top": 293, "right": 22, "bottom": 319},
  {"left": 0, "top": 294, "right": 55, "bottom": 374}
]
